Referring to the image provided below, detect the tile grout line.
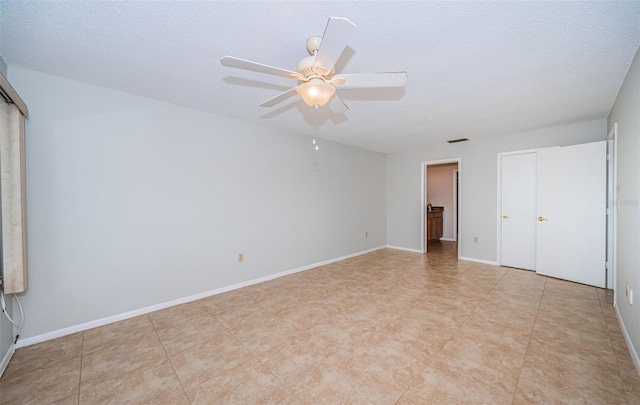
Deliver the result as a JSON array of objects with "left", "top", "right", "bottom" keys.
[
  {"left": 396, "top": 254, "right": 492, "bottom": 403},
  {"left": 597, "top": 289, "right": 632, "bottom": 401},
  {"left": 509, "top": 276, "right": 547, "bottom": 405},
  {"left": 147, "top": 313, "right": 190, "bottom": 402},
  {"left": 597, "top": 290, "right": 616, "bottom": 351},
  {"left": 450, "top": 264, "right": 510, "bottom": 336},
  {"left": 400, "top": 260, "right": 511, "bottom": 402},
  {"left": 77, "top": 331, "right": 85, "bottom": 405},
  {"left": 192, "top": 300, "right": 294, "bottom": 402},
  {"left": 441, "top": 266, "right": 524, "bottom": 400},
  {"left": 206, "top": 306, "right": 291, "bottom": 398}
]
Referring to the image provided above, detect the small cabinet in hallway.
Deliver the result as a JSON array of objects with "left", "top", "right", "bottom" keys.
[{"left": 427, "top": 206, "right": 444, "bottom": 243}]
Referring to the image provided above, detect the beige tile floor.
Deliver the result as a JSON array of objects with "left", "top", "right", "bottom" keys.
[{"left": 1, "top": 242, "right": 639, "bottom": 404}]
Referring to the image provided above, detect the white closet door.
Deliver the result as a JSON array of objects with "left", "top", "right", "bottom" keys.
[
  {"left": 500, "top": 153, "right": 537, "bottom": 270},
  {"left": 536, "top": 141, "right": 606, "bottom": 287}
]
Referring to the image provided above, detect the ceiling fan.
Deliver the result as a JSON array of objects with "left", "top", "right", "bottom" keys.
[{"left": 220, "top": 17, "right": 407, "bottom": 114}]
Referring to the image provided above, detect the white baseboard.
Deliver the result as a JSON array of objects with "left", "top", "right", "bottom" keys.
[
  {"left": 459, "top": 256, "right": 499, "bottom": 266},
  {"left": 440, "top": 238, "right": 456, "bottom": 242},
  {"left": 615, "top": 305, "right": 640, "bottom": 376},
  {"left": 386, "top": 245, "right": 424, "bottom": 254},
  {"left": 385, "top": 246, "right": 499, "bottom": 267},
  {"left": 16, "top": 245, "right": 387, "bottom": 349},
  {"left": 0, "top": 342, "right": 15, "bottom": 378}
]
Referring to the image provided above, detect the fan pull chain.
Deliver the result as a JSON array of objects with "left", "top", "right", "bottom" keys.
[{"left": 313, "top": 104, "right": 320, "bottom": 151}]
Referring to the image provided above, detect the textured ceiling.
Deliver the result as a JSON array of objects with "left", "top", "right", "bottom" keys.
[{"left": 1, "top": 1, "right": 639, "bottom": 153}]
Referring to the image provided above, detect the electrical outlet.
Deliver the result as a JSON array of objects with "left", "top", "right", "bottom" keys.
[
  {"left": 473, "top": 236, "right": 478, "bottom": 243},
  {"left": 626, "top": 283, "right": 630, "bottom": 298},
  {"left": 238, "top": 253, "right": 244, "bottom": 263},
  {"left": 365, "top": 231, "right": 368, "bottom": 237}
]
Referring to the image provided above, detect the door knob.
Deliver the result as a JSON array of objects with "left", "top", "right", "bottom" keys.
[
  {"left": 538, "top": 216, "right": 548, "bottom": 222},
  {"left": 502, "top": 215, "right": 508, "bottom": 219}
]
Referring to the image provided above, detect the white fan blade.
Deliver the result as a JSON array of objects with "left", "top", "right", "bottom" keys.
[
  {"left": 221, "top": 56, "right": 302, "bottom": 79},
  {"left": 259, "top": 87, "right": 298, "bottom": 107},
  {"left": 334, "top": 72, "right": 407, "bottom": 88},
  {"left": 328, "top": 94, "right": 349, "bottom": 114},
  {"left": 314, "top": 17, "right": 357, "bottom": 74}
]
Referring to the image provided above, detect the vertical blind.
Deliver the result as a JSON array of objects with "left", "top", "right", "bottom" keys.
[{"left": 0, "top": 73, "right": 28, "bottom": 294}]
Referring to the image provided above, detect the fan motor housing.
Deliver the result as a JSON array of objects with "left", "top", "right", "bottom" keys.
[
  {"left": 298, "top": 36, "right": 323, "bottom": 77},
  {"left": 306, "top": 36, "right": 322, "bottom": 55},
  {"left": 297, "top": 55, "right": 317, "bottom": 77}
]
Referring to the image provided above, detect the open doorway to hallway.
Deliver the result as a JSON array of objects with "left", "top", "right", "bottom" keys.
[{"left": 424, "top": 161, "right": 459, "bottom": 254}]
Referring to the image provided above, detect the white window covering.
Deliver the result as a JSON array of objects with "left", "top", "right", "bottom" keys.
[{"left": 0, "top": 102, "right": 27, "bottom": 294}]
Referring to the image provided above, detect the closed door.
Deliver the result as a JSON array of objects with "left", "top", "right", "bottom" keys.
[
  {"left": 536, "top": 141, "right": 606, "bottom": 287},
  {"left": 500, "top": 153, "right": 537, "bottom": 271}
]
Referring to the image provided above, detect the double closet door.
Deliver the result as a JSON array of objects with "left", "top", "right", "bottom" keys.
[{"left": 500, "top": 141, "right": 606, "bottom": 288}]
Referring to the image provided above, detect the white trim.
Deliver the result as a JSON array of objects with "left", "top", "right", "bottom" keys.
[
  {"left": 0, "top": 342, "right": 15, "bottom": 378},
  {"left": 606, "top": 137, "right": 614, "bottom": 289},
  {"left": 386, "top": 245, "right": 423, "bottom": 254},
  {"left": 453, "top": 169, "right": 458, "bottom": 242},
  {"left": 460, "top": 256, "right": 499, "bottom": 266},
  {"left": 421, "top": 158, "right": 462, "bottom": 256},
  {"left": 496, "top": 146, "right": 560, "bottom": 266},
  {"left": 615, "top": 304, "right": 640, "bottom": 376},
  {"left": 607, "top": 123, "right": 618, "bottom": 301},
  {"left": 421, "top": 163, "right": 425, "bottom": 252},
  {"left": 440, "top": 238, "right": 456, "bottom": 242},
  {"left": 16, "top": 245, "right": 386, "bottom": 349}
]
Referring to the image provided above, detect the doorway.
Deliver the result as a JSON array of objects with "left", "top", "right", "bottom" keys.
[{"left": 421, "top": 159, "right": 461, "bottom": 255}]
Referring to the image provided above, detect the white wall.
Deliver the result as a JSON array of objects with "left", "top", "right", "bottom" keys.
[
  {"left": 387, "top": 119, "right": 607, "bottom": 261},
  {"left": 8, "top": 67, "right": 387, "bottom": 340},
  {"left": 426, "top": 165, "right": 456, "bottom": 241},
  {"left": 608, "top": 46, "right": 640, "bottom": 367}
]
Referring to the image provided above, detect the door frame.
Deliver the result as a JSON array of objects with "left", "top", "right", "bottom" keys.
[
  {"left": 607, "top": 123, "right": 618, "bottom": 299},
  {"left": 421, "top": 158, "right": 462, "bottom": 255},
  {"left": 496, "top": 147, "right": 559, "bottom": 267},
  {"left": 453, "top": 169, "right": 459, "bottom": 242}
]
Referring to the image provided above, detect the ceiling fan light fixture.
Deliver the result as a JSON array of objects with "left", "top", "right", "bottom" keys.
[
  {"left": 220, "top": 17, "right": 406, "bottom": 113},
  {"left": 296, "top": 78, "right": 335, "bottom": 107}
]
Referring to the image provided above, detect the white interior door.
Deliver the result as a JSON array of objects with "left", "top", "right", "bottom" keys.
[
  {"left": 500, "top": 153, "right": 537, "bottom": 270},
  {"left": 536, "top": 141, "right": 606, "bottom": 287}
]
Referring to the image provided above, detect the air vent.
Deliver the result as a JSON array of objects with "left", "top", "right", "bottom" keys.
[{"left": 447, "top": 138, "right": 469, "bottom": 144}]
